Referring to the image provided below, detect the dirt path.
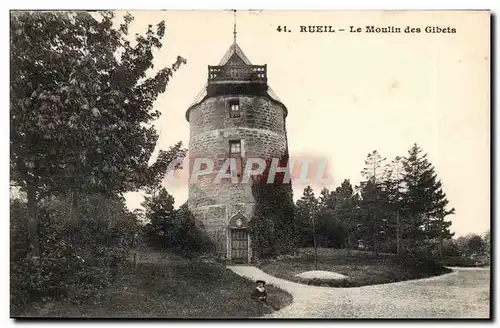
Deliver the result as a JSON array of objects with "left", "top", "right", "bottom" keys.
[{"left": 227, "top": 266, "right": 490, "bottom": 318}]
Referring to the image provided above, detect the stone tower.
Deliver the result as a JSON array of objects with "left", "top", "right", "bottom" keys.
[{"left": 185, "top": 40, "right": 290, "bottom": 263}]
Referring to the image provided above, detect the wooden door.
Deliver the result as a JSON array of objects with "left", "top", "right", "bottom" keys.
[{"left": 231, "top": 229, "right": 248, "bottom": 263}]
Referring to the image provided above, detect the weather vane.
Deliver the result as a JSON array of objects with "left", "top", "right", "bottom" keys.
[{"left": 233, "top": 9, "right": 237, "bottom": 44}]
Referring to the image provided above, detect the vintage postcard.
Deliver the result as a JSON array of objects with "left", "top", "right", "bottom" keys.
[{"left": 10, "top": 10, "right": 490, "bottom": 319}]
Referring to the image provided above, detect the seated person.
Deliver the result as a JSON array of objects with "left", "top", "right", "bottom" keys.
[{"left": 251, "top": 280, "right": 267, "bottom": 301}]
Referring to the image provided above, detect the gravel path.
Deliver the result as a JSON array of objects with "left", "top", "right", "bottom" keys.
[{"left": 228, "top": 266, "right": 490, "bottom": 318}]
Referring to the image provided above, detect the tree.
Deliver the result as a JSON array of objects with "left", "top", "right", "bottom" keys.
[
  {"left": 314, "top": 180, "right": 360, "bottom": 250},
  {"left": 467, "top": 234, "right": 486, "bottom": 256},
  {"left": 314, "top": 187, "right": 345, "bottom": 248},
  {"left": 383, "top": 156, "right": 404, "bottom": 255},
  {"left": 142, "top": 189, "right": 210, "bottom": 255},
  {"left": 296, "top": 186, "right": 318, "bottom": 246},
  {"left": 455, "top": 233, "right": 487, "bottom": 258},
  {"left": 335, "top": 179, "right": 360, "bottom": 250},
  {"left": 10, "top": 11, "right": 187, "bottom": 258},
  {"left": 316, "top": 188, "right": 338, "bottom": 247},
  {"left": 361, "top": 150, "right": 387, "bottom": 184},
  {"left": 296, "top": 186, "right": 319, "bottom": 268},
  {"left": 426, "top": 183, "right": 455, "bottom": 259},
  {"left": 10, "top": 193, "right": 139, "bottom": 310},
  {"left": 441, "top": 238, "right": 461, "bottom": 258},
  {"left": 142, "top": 187, "right": 176, "bottom": 249},
  {"left": 401, "top": 144, "right": 455, "bottom": 255},
  {"left": 455, "top": 235, "right": 470, "bottom": 256},
  {"left": 359, "top": 150, "right": 387, "bottom": 256},
  {"left": 484, "top": 230, "right": 491, "bottom": 263},
  {"left": 168, "top": 203, "right": 212, "bottom": 257},
  {"left": 358, "top": 180, "right": 386, "bottom": 255}
]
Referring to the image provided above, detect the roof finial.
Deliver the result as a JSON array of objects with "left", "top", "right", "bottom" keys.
[{"left": 233, "top": 9, "right": 237, "bottom": 44}]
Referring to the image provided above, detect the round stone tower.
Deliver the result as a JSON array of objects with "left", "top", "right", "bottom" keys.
[{"left": 185, "top": 41, "right": 290, "bottom": 263}]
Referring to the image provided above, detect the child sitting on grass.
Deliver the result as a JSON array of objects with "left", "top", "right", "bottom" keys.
[{"left": 251, "top": 280, "right": 267, "bottom": 301}]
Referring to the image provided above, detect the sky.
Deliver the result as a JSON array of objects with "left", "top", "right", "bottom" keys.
[{"left": 121, "top": 10, "right": 490, "bottom": 237}]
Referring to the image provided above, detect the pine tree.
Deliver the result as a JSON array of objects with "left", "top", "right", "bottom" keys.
[
  {"left": 316, "top": 188, "right": 334, "bottom": 247},
  {"left": 335, "top": 180, "right": 360, "bottom": 250},
  {"left": 358, "top": 180, "right": 386, "bottom": 255},
  {"left": 359, "top": 150, "right": 387, "bottom": 255},
  {"left": 361, "top": 150, "right": 388, "bottom": 184},
  {"left": 296, "top": 186, "right": 318, "bottom": 246},
  {"left": 142, "top": 187, "right": 176, "bottom": 249},
  {"left": 315, "top": 187, "right": 348, "bottom": 248},
  {"left": 426, "top": 181, "right": 455, "bottom": 259},
  {"left": 296, "top": 186, "right": 319, "bottom": 268},
  {"left": 401, "top": 144, "right": 455, "bottom": 255},
  {"left": 382, "top": 156, "right": 404, "bottom": 255}
]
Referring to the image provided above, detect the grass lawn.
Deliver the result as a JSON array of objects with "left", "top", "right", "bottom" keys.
[
  {"left": 15, "top": 261, "right": 292, "bottom": 318},
  {"left": 258, "top": 248, "right": 452, "bottom": 288}
]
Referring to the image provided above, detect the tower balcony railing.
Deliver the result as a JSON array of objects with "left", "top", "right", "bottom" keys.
[{"left": 208, "top": 65, "right": 267, "bottom": 83}]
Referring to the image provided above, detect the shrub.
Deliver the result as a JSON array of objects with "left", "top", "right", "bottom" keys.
[
  {"left": 10, "top": 194, "right": 136, "bottom": 314},
  {"left": 441, "top": 256, "right": 487, "bottom": 267},
  {"left": 141, "top": 189, "right": 214, "bottom": 257}
]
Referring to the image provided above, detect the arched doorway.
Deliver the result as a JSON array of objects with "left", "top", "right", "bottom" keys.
[{"left": 227, "top": 212, "right": 250, "bottom": 263}]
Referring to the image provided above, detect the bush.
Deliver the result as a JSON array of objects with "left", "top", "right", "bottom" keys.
[
  {"left": 141, "top": 189, "right": 214, "bottom": 257},
  {"left": 142, "top": 207, "right": 214, "bottom": 257},
  {"left": 299, "top": 277, "right": 355, "bottom": 288},
  {"left": 10, "top": 194, "right": 136, "bottom": 314},
  {"left": 395, "top": 254, "right": 452, "bottom": 277},
  {"left": 441, "top": 256, "right": 487, "bottom": 267}
]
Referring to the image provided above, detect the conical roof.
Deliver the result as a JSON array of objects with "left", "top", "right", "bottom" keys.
[{"left": 188, "top": 42, "right": 283, "bottom": 108}]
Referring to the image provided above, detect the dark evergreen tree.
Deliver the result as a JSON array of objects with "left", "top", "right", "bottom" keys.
[
  {"left": 358, "top": 150, "right": 388, "bottom": 255},
  {"left": 334, "top": 179, "right": 360, "bottom": 249},
  {"left": 295, "top": 186, "right": 318, "bottom": 247},
  {"left": 358, "top": 180, "right": 386, "bottom": 255},
  {"left": 382, "top": 156, "right": 404, "bottom": 255},
  {"left": 142, "top": 189, "right": 210, "bottom": 255},
  {"left": 316, "top": 188, "right": 345, "bottom": 248},
  {"left": 401, "top": 144, "right": 455, "bottom": 255},
  {"left": 142, "top": 187, "right": 176, "bottom": 249}
]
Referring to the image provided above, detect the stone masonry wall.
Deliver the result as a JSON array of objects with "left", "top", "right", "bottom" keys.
[{"left": 187, "top": 95, "right": 289, "bottom": 258}]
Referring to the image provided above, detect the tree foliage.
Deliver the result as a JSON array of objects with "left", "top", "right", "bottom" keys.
[
  {"left": 295, "top": 185, "right": 318, "bottom": 247},
  {"left": 401, "top": 144, "right": 455, "bottom": 253},
  {"left": 141, "top": 188, "right": 211, "bottom": 256},
  {"left": 10, "top": 11, "right": 187, "bottom": 257},
  {"left": 294, "top": 144, "right": 456, "bottom": 258},
  {"left": 250, "top": 161, "right": 297, "bottom": 259},
  {"left": 10, "top": 194, "right": 139, "bottom": 313}
]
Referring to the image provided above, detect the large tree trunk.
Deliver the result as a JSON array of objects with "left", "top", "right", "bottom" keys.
[
  {"left": 439, "top": 217, "right": 444, "bottom": 261},
  {"left": 396, "top": 210, "right": 400, "bottom": 256},
  {"left": 409, "top": 215, "right": 416, "bottom": 254},
  {"left": 373, "top": 213, "right": 378, "bottom": 256},
  {"left": 425, "top": 214, "right": 429, "bottom": 255},
  {"left": 26, "top": 185, "right": 40, "bottom": 259},
  {"left": 311, "top": 214, "right": 318, "bottom": 270},
  {"left": 346, "top": 229, "right": 351, "bottom": 256}
]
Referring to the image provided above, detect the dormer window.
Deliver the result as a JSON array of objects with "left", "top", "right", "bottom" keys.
[{"left": 229, "top": 100, "right": 241, "bottom": 118}]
